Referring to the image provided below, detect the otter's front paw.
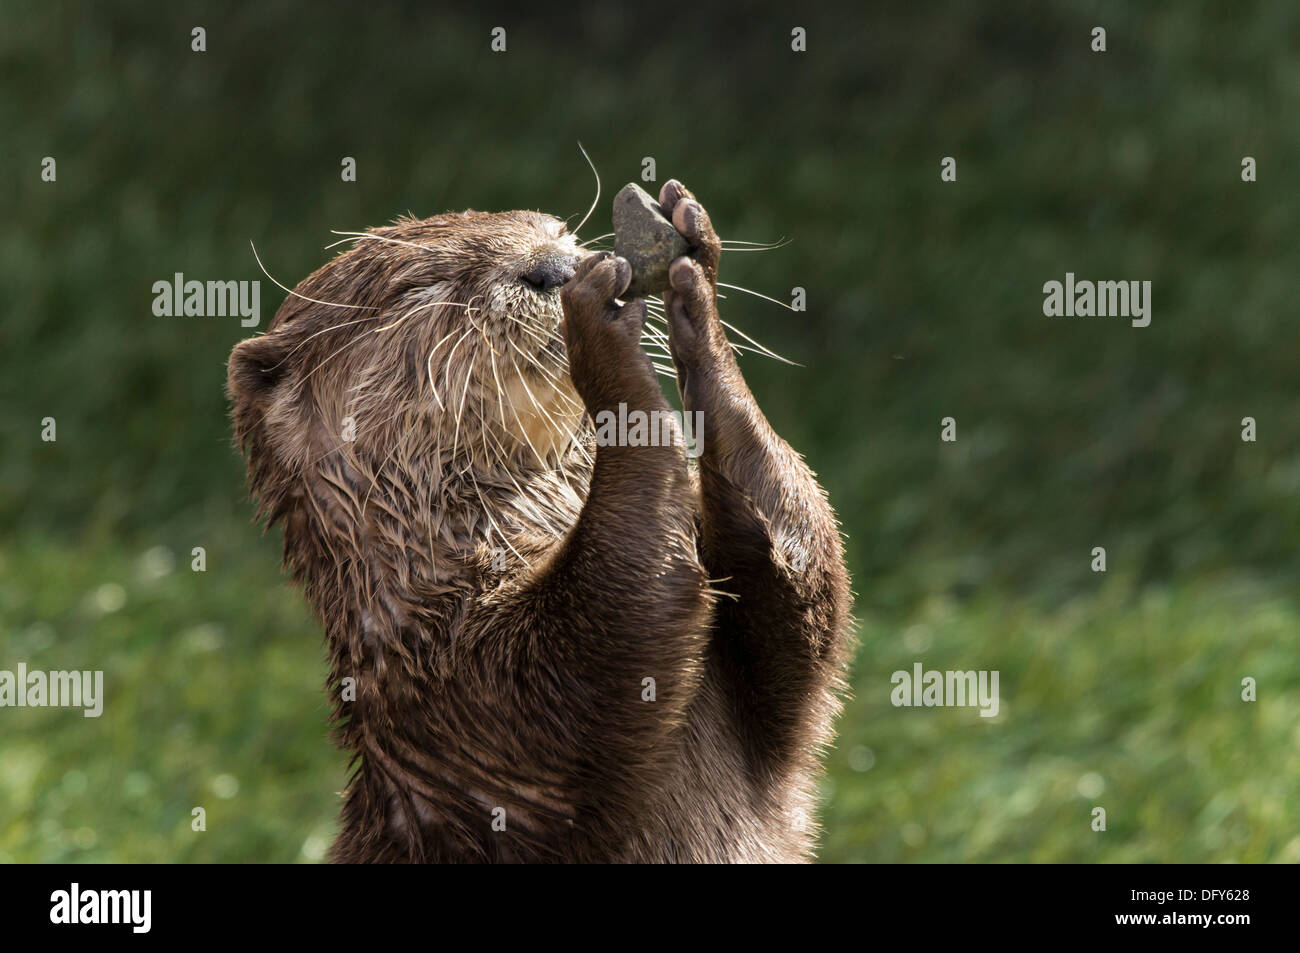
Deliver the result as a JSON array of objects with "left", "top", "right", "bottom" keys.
[
  {"left": 658, "top": 182, "right": 734, "bottom": 395},
  {"left": 561, "top": 252, "right": 655, "bottom": 414}
]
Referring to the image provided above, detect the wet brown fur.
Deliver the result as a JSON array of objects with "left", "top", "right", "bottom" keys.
[{"left": 226, "top": 185, "right": 852, "bottom": 862}]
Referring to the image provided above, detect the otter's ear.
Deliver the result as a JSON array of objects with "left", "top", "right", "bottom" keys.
[{"left": 227, "top": 333, "right": 290, "bottom": 409}]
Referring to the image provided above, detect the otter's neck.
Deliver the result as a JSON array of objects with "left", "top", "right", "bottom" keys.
[{"left": 283, "top": 441, "right": 590, "bottom": 717}]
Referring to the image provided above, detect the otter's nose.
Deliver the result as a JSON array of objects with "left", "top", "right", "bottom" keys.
[{"left": 521, "top": 255, "right": 577, "bottom": 292}]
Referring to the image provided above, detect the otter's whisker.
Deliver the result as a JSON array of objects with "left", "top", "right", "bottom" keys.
[
  {"left": 266, "top": 316, "right": 387, "bottom": 373},
  {"left": 571, "top": 141, "right": 601, "bottom": 238},
  {"left": 439, "top": 326, "right": 475, "bottom": 384},
  {"left": 487, "top": 347, "right": 511, "bottom": 433},
  {"left": 504, "top": 355, "right": 551, "bottom": 470},
  {"left": 298, "top": 327, "right": 392, "bottom": 391},
  {"left": 493, "top": 319, "right": 582, "bottom": 407},
  {"left": 503, "top": 338, "right": 582, "bottom": 413},
  {"left": 293, "top": 294, "right": 479, "bottom": 399},
  {"left": 504, "top": 334, "right": 574, "bottom": 384},
  {"left": 718, "top": 237, "right": 791, "bottom": 252},
  {"left": 498, "top": 312, "right": 555, "bottom": 350},
  {"left": 477, "top": 319, "right": 499, "bottom": 355},
  {"left": 450, "top": 363, "right": 475, "bottom": 462},
  {"left": 274, "top": 294, "right": 474, "bottom": 378},
  {"left": 512, "top": 355, "right": 572, "bottom": 447},
  {"left": 384, "top": 294, "right": 478, "bottom": 327},
  {"left": 426, "top": 354, "right": 444, "bottom": 411},
  {"left": 467, "top": 465, "right": 530, "bottom": 568},
  {"left": 250, "top": 240, "right": 379, "bottom": 312},
  {"left": 641, "top": 302, "right": 799, "bottom": 367},
  {"left": 425, "top": 327, "right": 471, "bottom": 411},
  {"left": 716, "top": 281, "right": 796, "bottom": 312},
  {"left": 502, "top": 334, "right": 581, "bottom": 406},
  {"left": 462, "top": 294, "right": 486, "bottom": 328},
  {"left": 477, "top": 395, "right": 551, "bottom": 530},
  {"left": 508, "top": 347, "right": 563, "bottom": 415},
  {"left": 329, "top": 230, "right": 439, "bottom": 255},
  {"left": 716, "top": 317, "right": 801, "bottom": 366},
  {"left": 641, "top": 322, "right": 670, "bottom": 344},
  {"left": 483, "top": 415, "right": 565, "bottom": 504}
]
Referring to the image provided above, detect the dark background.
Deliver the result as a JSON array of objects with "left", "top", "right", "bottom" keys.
[{"left": 2, "top": 1, "right": 1297, "bottom": 861}]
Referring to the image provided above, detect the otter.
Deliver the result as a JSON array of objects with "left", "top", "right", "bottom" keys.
[{"left": 226, "top": 180, "right": 852, "bottom": 862}]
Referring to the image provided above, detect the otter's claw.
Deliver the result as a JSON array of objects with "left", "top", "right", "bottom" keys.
[{"left": 658, "top": 180, "right": 721, "bottom": 281}]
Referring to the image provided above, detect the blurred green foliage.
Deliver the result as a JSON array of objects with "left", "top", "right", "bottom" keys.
[{"left": 2, "top": 1, "right": 1297, "bottom": 862}]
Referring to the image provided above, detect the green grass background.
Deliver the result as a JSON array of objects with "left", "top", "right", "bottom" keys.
[{"left": 2, "top": 1, "right": 1297, "bottom": 862}]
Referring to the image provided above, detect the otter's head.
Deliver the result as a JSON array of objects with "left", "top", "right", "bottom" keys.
[{"left": 227, "top": 210, "right": 591, "bottom": 523}]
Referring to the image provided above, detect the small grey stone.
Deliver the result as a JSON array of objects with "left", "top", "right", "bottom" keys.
[{"left": 612, "top": 182, "right": 689, "bottom": 298}]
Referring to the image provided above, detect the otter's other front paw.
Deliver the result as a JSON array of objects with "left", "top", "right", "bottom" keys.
[
  {"left": 659, "top": 180, "right": 721, "bottom": 284},
  {"left": 658, "top": 182, "right": 732, "bottom": 392},
  {"left": 561, "top": 252, "right": 655, "bottom": 413}
]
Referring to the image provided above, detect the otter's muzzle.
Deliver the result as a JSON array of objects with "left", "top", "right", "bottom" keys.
[{"left": 522, "top": 255, "right": 578, "bottom": 292}]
